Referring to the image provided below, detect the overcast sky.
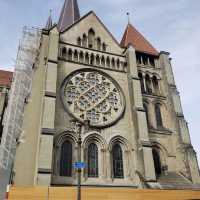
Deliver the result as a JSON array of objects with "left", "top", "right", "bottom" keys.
[{"left": 0, "top": 0, "right": 199, "bottom": 162}]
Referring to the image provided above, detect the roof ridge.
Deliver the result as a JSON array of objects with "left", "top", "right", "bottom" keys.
[{"left": 121, "top": 23, "right": 159, "bottom": 56}]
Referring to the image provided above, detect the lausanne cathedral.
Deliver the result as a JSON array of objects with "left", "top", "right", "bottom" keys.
[{"left": 0, "top": 0, "right": 200, "bottom": 195}]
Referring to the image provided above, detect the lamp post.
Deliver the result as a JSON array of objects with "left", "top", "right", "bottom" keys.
[{"left": 72, "top": 120, "right": 90, "bottom": 200}]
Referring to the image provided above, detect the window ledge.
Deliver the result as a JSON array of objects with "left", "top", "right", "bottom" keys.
[
  {"left": 142, "top": 93, "right": 166, "bottom": 100},
  {"left": 149, "top": 127, "right": 172, "bottom": 135}
]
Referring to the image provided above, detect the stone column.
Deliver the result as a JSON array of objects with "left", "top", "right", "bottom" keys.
[
  {"left": 126, "top": 45, "right": 156, "bottom": 181},
  {"left": 160, "top": 51, "right": 200, "bottom": 183},
  {"left": 38, "top": 27, "right": 59, "bottom": 186}
]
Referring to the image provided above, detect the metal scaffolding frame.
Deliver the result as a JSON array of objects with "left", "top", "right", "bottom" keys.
[{"left": 0, "top": 26, "right": 41, "bottom": 199}]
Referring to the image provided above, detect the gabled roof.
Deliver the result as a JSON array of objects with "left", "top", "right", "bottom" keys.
[
  {"left": 121, "top": 23, "right": 159, "bottom": 56},
  {"left": 61, "top": 11, "right": 121, "bottom": 48},
  {"left": 0, "top": 70, "right": 13, "bottom": 88},
  {"left": 57, "top": 0, "right": 80, "bottom": 32}
]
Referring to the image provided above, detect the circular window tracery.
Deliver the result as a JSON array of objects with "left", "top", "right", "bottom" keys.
[{"left": 61, "top": 69, "right": 125, "bottom": 127}]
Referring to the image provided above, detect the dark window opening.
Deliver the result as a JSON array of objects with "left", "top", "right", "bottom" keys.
[
  {"left": 82, "top": 34, "right": 87, "bottom": 47},
  {"left": 102, "top": 43, "right": 106, "bottom": 51},
  {"left": 97, "top": 38, "right": 101, "bottom": 51},
  {"left": 152, "top": 76, "right": 159, "bottom": 95},
  {"left": 138, "top": 73, "right": 145, "bottom": 93},
  {"left": 62, "top": 47, "right": 67, "bottom": 58},
  {"left": 145, "top": 75, "right": 152, "bottom": 94},
  {"left": 88, "top": 29, "right": 95, "bottom": 49},
  {"left": 112, "top": 144, "right": 124, "bottom": 178},
  {"left": 153, "top": 149, "right": 162, "bottom": 177},
  {"left": 149, "top": 57, "right": 155, "bottom": 66},
  {"left": 60, "top": 140, "right": 72, "bottom": 177},
  {"left": 88, "top": 143, "right": 99, "bottom": 177},
  {"left": 143, "top": 103, "right": 150, "bottom": 127},
  {"left": 77, "top": 37, "right": 82, "bottom": 46},
  {"left": 155, "top": 103, "right": 163, "bottom": 128}
]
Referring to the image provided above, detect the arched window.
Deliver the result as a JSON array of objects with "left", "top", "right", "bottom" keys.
[
  {"left": 145, "top": 74, "right": 152, "bottom": 94},
  {"left": 111, "top": 58, "right": 115, "bottom": 68},
  {"left": 102, "top": 43, "right": 106, "bottom": 51},
  {"left": 85, "top": 53, "right": 89, "bottom": 64},
  {"left": 101, "top": 56, "right": 105, "bottom": 67},
  {"left": 90, "top": 54, "right": 94, "bottom": 65},
  {"left": 138, "top": 73, "right": 145, "bottom": 93},
  {"left": 96, "top": 55, "right": 100, "bottom": 66},
  {"left": 155, "top": 103, "right": 163, "bottom": 128},
  {"left": 152, "top": 148, "right": 162, "bottom": 177},
  {"left": 116, "top": 59, "right": 120, "bottom": 68},
  {"left": 82, "top": 34, "right": 87, "bottom": 47},
  {"left": 143, "top": 103, "right": 150, "bottom": 127},
  {"left": 60, "top": 140, "right": 72, "bottom": 177},
  {"left": 97, "top": 37, "right": 101, "bottom": 51},
  {"left": 106, "top": 57, "right": 110, "bottom": 67},
  {"left": 68, "top": 49, "right": 73, "bottom": 61},
  {"left": 79, "top": 51, "right": 84, "bottom": 63},
  {"left": 88, "top": 28, "right": 95, "bottom": 49},
  {"left": 74, "top": 50, "right": 78, "bottom": 62},
  {"left": 61, "top": 47, "right": 67, "bottom": 58},
  {"left": 88, "top": 143, "right": 99, "bottom": 177},
  {"left": 77, "top": 37, "right": 82, "bottom": 46},
  {"left": 112, "top": 144, "right": 124, "bottom": 178},
  {"left": 152, "top": 76, "right": 159, "bottom": 95}
]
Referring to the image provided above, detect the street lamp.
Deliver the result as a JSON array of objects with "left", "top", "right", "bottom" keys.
[{"left": 72, "top": 120, "right": 90, "bottom": 200}]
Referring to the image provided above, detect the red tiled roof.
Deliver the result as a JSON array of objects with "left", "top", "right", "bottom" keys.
[
  {"left": 121, "top": 23, "right": 159, "bottom": 56},
  {"left": 0, "top": 70, "right": 13, "bottom": 88}
]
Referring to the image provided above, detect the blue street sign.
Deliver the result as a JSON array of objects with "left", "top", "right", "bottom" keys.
[{"left": 73, "top": 162, "right": 86, "bottom": 169}]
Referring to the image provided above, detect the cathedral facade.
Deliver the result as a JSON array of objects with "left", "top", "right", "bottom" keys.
[{"left": 8, "top": 0, "right": 200, "bottom": 189}]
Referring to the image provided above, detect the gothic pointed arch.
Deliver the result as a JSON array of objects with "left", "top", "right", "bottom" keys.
[
  {"left": 88, "top": 143, "right": 99, "bottom": 177},
  {"left": 88, "top": 28, "right": 95, "bottom": 49},
  {"left": 112, "top": 143, "right": 124, "bottom": 178},
  {"left": 155, "top": 103, "right": 163, "bottom": 128}
]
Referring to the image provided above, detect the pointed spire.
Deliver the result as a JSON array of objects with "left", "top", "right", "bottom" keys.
[
  {"left": 45, "top": 10, "right": 53, "bottom": 30},
  {"left": 58, "top": 0, "right": 80, "bottom": 32},
  {"left": 121, "top": 23, "right": 159, "bottom": 56}
]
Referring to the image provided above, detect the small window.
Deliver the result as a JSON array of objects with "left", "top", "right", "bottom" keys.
[
  {"left": 90, "top": 54, "right": 94, "bottom": 65},
  {"left": 111, "top": 58, "right": 115, "bottom": 68},
  {"left": 88, "top": 29, "right": 95, "bottom": 49},
  {"left": 102, "top": 43, "right": 106, "bottom": 51},
  {"left": 101, "top": 56, "right": 105, "bottom": 67},
  {"left": 97, "top": 38, "right": 101, "bottom": 51},
  {"left": 136, "top": 54, "right": 142, "bottom": 65},
  {"left": 79, "top": 51, "right": 84, "bottom": 63},
  {"left": 144, "top": 103, "right": 150, "bottom": 127},
  {"left": 149, "top": 57, "right": 155, "bottom": 67},
  {"left": 155, "top": 103, "right": 163, "bottom": 128},
  {"left": 112, "top": 144, "right": 124, "bottom": 178},
  {"left": 145, "top": 74, "right": 152, "bottom": 94},
  {"left": 61, "top": 47, "right": 67, "bottom": 58},
  {"left": 96, "top": 55, "right": 100, "bottom": 66},
  {"left": 88, "top": 143, "right": 99, "bottom": 177},
  {"left": 106, "top": 57, "right": 110, "bottom": 67},
  {"left": 77, "top": 37, "right": 82, "bottom": 46},
  {"left": 152, "top": 76, "right": 159, "bottom": 95},
  {"left": 74, "top": 50, "right": 78, "bottom": 62},
  {"left": 138, "top": 72, "right": 145, "bottom": 93},
  {"left": 85, "top": 53, "right": 89, "bottom": 64},
  {"left": 60, "top": 141, "right": 72, "bottom": 177},
  {"left": 68, "top": 49, "right": 73, "bottom": 61},
  {"left": 142, "top": 55, "right": 148, "bottom": 65},
  {"left": 82, "top": 34, "right": 87, "bottom": 47}
]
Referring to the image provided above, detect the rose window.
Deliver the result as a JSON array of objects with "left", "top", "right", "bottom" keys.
[{"left": 61, "top": 69, "right": 125, "bottom": 127}]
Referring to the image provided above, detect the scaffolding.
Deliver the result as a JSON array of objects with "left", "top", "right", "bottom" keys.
[{"left": 0, "top": 26, "right": 41, "bottom": 198}]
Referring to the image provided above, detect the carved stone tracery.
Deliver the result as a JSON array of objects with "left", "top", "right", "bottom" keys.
[{"left": 61, "top": 69, "right": 125, "bottom": 127}]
